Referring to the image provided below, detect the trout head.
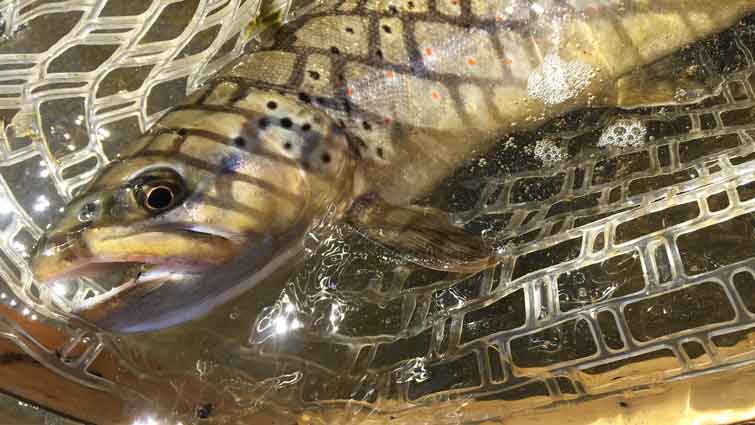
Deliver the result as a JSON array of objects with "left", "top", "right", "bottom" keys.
[{"left": 32, "top": 90, "right": 358, "bottom": 332}]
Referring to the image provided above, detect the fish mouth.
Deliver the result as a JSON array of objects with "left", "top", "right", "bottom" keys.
[
  {"left": 71, "top": 262, "right": 205, "bottom": 316},
  {"left": 34, "top": 250, "right": 211, "bottom": 311},
  {"left": 31, "top": 227, "right": 236, "bottom": 315}
]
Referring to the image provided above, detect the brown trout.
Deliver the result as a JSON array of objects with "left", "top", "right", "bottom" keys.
[{"left": 30, "top": 0, "right": 755, "bottom": 332}]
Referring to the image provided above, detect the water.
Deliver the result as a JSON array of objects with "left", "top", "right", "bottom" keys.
[{"left": 3, "top": 1, "right": 755, "bottom": 424}]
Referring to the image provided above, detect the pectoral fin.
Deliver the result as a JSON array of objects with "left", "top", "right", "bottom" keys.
[
  {"left": 347, "top": 197, "right": 500, "bottom": 273},
  {"left": 602, "top": 52, "right": 721, "bottom": 108}
]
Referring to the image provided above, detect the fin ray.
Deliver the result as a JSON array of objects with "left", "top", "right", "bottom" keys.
[{"left": 348, "top": 198, "right": 500, "bottom": 274}]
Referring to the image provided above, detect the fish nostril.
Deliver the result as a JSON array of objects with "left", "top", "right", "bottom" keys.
[
  {"left": 31, "top": 234, "right": 47, "bottom": 258},
  {"left": 78, "top": 202, "right": 98, "bottom": 222},
  {"left": 31, "top": 232, "right": 67, "bottom": 259}
]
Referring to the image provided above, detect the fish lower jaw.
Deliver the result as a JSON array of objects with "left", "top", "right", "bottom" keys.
[
  {"left": 36, "top": 256, "right": 208, "bottom": 312},
  {"left": 73, "top": 264, "right": 202, "bottom": 312},
  {"left": 73, "top": 272, "right": 143, "bottom": 312}
]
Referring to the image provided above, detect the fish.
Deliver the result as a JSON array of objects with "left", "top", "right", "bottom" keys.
[{"left": 30, "top": 0, "right": 755, "bottom": 333}]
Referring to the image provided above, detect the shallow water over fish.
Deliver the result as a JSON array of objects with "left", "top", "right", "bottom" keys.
[{"left": 3, "top": 1, "right": 755, "bottom": 425}]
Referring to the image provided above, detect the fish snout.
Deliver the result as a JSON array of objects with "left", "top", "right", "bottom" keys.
[
  {"left": 30, "top": 230, "right": 90, "bottom": 284},
  {"left": 30, "top": 197, "right": 103, "bottom": 283}
]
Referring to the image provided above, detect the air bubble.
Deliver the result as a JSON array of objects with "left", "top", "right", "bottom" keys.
[
  {"left": 527, "top": 53, "right": 595, "bottom": 105},
  {"left": 598, "top": 119, "right": 647, "bottom": 150},
  {"left": 533, "top": 139, "right": 568, "bottom": 168}
]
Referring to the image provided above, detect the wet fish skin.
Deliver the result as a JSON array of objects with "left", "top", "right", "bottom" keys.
[
  {"left": 32, "top": 91, "right": 357, "bottom": 331},
  {"left": 230, "top": 0, "right": 755, "bottom": 205},
  {"left": 31, "top": 0, "right": 755, "bottom": 332}
]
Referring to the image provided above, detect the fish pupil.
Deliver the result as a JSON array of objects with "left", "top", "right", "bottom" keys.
[
  {"left": 146, "top": 186, "right": 175, "bottom": 210},
  {"left": 78, "top": 202, "right": 98, "bottom": 222}
]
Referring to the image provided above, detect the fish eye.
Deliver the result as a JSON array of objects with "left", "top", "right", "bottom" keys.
[
  {"left": 145, "top": 185, "right": 175, "bottom": 211},
  {"left": 78, "top": 202, "right": 98, "bottom": 222},
  {"left": 132, "top": 168, "right": 186, "bottom": 213}
]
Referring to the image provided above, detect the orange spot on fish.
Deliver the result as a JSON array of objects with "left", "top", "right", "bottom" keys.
[
  {"left": 431, "top": 91, "right": 440, "bottom": 100},
  {"left": 385, "top": 70, "right": 395, "bottom": 78},
  {"left": 424, "top": 47, "right": 433, "bottom": 56},
  {"left": 451, "top": 0, "right": 458, "bottom": 4},
  {"left": 586, "top": 4, "right": 601, "bottom": 16},
  {"left": 503, "top": 58, "right": 513, "bottom": 65},
  {"left": 495, "top": 14, "right": 504, "bottom": 22},
  {"left": 467, "top": 58, "right": 477, "bottom": 65},
  {"left": 383, "top": 117, "right": 392, "bottom": 124},
  {"left": 346, "top": 87, "right": 354, "bottom": 96}
]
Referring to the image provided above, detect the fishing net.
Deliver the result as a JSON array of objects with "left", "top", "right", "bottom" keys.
[
  {"left": 242, "top": 20, "right": 755, "bottom": 422},
  {"left": 2, "top": 1, "right": 755, "bottom": 424},
  {"left": 0, "top": 0, "right": 263, "bottom": 314},
  {"left": 0, "top": 0, "right": 273, "bottom": 417}
]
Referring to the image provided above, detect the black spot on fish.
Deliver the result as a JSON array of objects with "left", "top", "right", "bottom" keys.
[
  {"left": 232, "top": 136, "right": 245, "bottom": 147},
  {"left": 342, "top": 99, "right": 352, "bottom": 114},
  {"left": 298, "top": 92, "right": 311, "bottom": 103},
  {"left": 408, "top": 1, "right": 415, "bottom": 9},
  {"left": 301, "top": 123, "right": 311, "bottom": 131},
  {"left": 382, "top": 25, "right": 392, "bottom": 33},
  {"left": 362, "top": 121, "right": 372, "bottom": 131},
  {"left": 410, "top": 60, "right": 424, "bottom": 75},
  {"left": 337, "top": 73, "right": 345, "bottom": 81},
  {"left": 376, "top": 147, "right": 384, "bottom": 159},
  {"left": 220, "top": 153, "right": 242, "bottom": 174},
  {"left": 321, "top": 152, "right": 331, "bottom": 163},
  {"left": 283, "top": 141, "right": 292, "bottom": 150},
  {"left": 308, "top": 70, "right": 320, "bottom": 80},
  {"left": 388, "top": 5, "right": 398, "bottom": 14},
  {"left": 330, "top": 46, "right": 340, "bottom": 55},
  {"left": 196, "top": 404, "right": 213, "bottom": 419},
  {"left": 375, "top": 49, "right": 383, "bottom": 59},
  {"left": 280, "top": 117, "right": 293, "bottom": 128},
  {"left": 345, "top": 27, "right": 354, "bottom": 33},
  {"left": 258, "top": 118, "right": 270, "bottom": 129},
  {"left": 266, "top": 101, "right": 277, "bottom": 110}
]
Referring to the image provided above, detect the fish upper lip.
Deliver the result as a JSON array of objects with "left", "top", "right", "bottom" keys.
[
  {"left": 31, "top": 235, "right": 91, "bottom": 283},
  {"left": 32, "top": 224, "right": 239, "bottom": 284}
]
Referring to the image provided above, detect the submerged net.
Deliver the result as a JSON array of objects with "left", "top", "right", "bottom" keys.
[
  {"left": 2, "top": 0, "right": 755, "bottom": 424},
  {"left": 0, "top": 0, "right": 277, "bottom": 415},
  {"left": 0, "top": 0, "right": 262, "bottom": 315},
  {"left": 240, "top": 16, "right": 755, "bottom": 424}
]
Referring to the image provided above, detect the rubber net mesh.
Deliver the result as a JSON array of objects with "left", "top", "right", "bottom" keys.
[{"left": 1, "top": 1, "right": 755, "bottom": 424}]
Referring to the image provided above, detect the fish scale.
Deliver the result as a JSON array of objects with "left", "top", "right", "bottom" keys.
[
  {"left": 242, "top": 24, "right": 755, "bottom": 422},
  {"left": 189, "top": 0, "right": 755, "bottom": 205},
  {"left": 28, "top": 0, "right": 755, "bottom": 331},
  {"left": 5, "top": 0, "right": 755, "bottom": 424}
]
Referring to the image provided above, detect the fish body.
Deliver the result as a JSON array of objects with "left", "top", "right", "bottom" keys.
[{"left": 31, "top": 0, "right": 755, "bottom": 332}]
